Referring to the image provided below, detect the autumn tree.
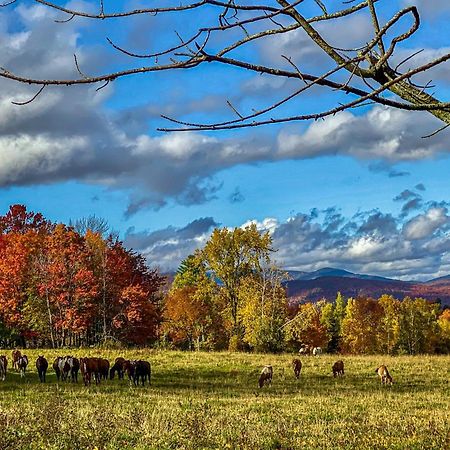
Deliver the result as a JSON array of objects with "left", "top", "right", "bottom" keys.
[
  {"left": 2, "top": 1, "right": 450, "bottom": 131},
  {"left": 341, "top": 297, "right": 383, "bottom": 354},
  {"left": 437, "top": 309, "right": 450, "bottom": 353},
  {"left": 32, "top": 224, "right": 98, "bottom": 347},
  {"left": 0, "top": 204, "right": 51, "bottom": 235},
  {"left": 199, "top": 224, "right": 272, "bottom": 346},
  {"left": 285, "top": 300, "right": 330, "bottom": 350},
  {"left": 163, "top": 254, "right": 225, "bottom": 350},
  {"left": 0, "top": 232, "right": 37, "bottom": 343},
  {"left": 105, "top": 241, "right": 164, "bottom": 345},
  {"left": 397, "top": 297, "right": 440, "bottom": 354},
  {"left": 377, "top": 294, "right": 401, "bottom": 354},
  {"left": 0, "top": 205, "right": 164, "bottom": 347},
  {"left": 239, "top": 266, "right": 288, "bottom": 352}
]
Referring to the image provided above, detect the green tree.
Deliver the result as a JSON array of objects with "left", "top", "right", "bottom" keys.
[
  {"left": 320, "top": 300, "right": 335, "bottom": 352},
  {"left": 334, "top": 292, "right": 346, "bottom": 330},
  {"left": 172, "top": 253, "right": 206, "bottom": 290},
  {"left": 200, "top": 224, "right": 272, "bottom": 346}
]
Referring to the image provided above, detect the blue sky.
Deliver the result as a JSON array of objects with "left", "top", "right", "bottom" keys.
[{"left": 0, "top": 0, "right": 449, "bottom": 279}]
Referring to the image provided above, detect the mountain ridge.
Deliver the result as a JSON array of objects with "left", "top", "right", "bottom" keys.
[{"left": 285, "top": 268, "right": 450, "bottom": 305}]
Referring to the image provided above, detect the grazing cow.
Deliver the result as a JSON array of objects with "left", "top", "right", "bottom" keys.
[
  {"left": 124, "top": 360, "right": 151, "bottom": 386},
  {"left": 58, "top": 356, "right": 71, "bottom": 381},
  {"left": 375, "top": 365, "right": 393, "bottom": 384},
  {"left": 53, "top": 357, "right": 62, "bottom": 381},
  {"left": 110, "top": 357, "right": 127, "bottom": 380},
  {"left": 80, "top": 357, "right": 109, "bottom": 386},
  {"left": 298, "top": 345, "right": 310, "bottom": 356},
  {"left": 134, "top": 360, "right": 151, "bottom": 386},
  {"left": 0, "top": 355, "right": 7, "bottom": 381},
  {"left": 17, "top": 355, "right": 28, "bottom": 378},
  {"left": 292, "top": 359, "right": 302, "bottom": 379},
  {"left": 80, "top": 357, "right": 100, "bottom": 386},
  {"left": 98, "top": 358, "right": 110, "bottom": 381},
  {"left": 70, "top": 357, "right": 80, "bottom": 382},
  {"left": 58, "top": 356, "right": 80, "bottom": 382},
  {"left": 312, "top": 347, "right": 323, "bottom": 356},
  {"left": 36, "top": 356, "right": 48, "bottom": 383},
  {"left": 123, "top": 359, "right": 135, "bottom": 381},
  {"left": 332, "top": 360, "right": 345, "bottom": 377},
  {"left": 12, "top": 350, "right": 22, "bottom": 370},
  {"left": 258, "top": 365, "right": 273, "bottom": 388}
]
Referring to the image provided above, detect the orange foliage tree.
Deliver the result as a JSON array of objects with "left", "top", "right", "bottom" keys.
[
  {"left": 341, "top": 297, "right": 384, "bottom": 354},
  {"left": 0, "top": 205, "right": 164, "bottom": 347}
]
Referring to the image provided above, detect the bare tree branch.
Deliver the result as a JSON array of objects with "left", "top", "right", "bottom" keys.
[{"left": 0, "top": 0, "right": 448, "bottom": 131}]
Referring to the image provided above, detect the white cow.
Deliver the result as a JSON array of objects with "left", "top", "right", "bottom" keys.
[
  {"left": 17, "top": 355, "right": 28, "bottom": 378},
  {"left": 312, "top": 346, "right": 323, "bottom": 356}
]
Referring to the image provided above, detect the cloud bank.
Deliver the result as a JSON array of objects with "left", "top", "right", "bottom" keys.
[{"left": 126, "top": 189, "right": 450, "bottom": 280}]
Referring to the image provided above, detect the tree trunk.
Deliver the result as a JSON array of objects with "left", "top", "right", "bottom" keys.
[{"left": 45, "top": 291, "right": 55, "bottom": 349}]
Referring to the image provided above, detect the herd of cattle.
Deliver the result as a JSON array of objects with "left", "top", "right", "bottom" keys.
[
  {"left": 258, "top": 359, "right": 393, "bottom": 388},
  {"left": 0, "top": 351, "right": 151, "bottom": 386},
  {"left": 0, "top": 350, "right": 393, "bottom": 388}
]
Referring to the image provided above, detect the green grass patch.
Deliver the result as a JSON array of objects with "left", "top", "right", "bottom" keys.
[{"left": 0, "top": 351, "right": 449, "bottom": 449}]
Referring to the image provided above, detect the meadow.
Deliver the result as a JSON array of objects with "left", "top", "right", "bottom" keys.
[{"left": 0, "top": 350, "right": 449, "bottom": 450}]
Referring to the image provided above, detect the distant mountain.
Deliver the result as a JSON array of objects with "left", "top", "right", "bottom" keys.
[
  {"left": 288, "top": 267, "right": 396, "bottom": 282},
  {"left": 286, "top": 269, "right": 450, "bottom": 306},
  {"left": 424, "top": 275, "right": 450, "bottom": 285}
]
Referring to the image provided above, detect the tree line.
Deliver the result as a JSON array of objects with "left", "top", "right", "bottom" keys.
[
  {"left": 162, "top": 226, "right": 450, "bottom": 355},
  {"left": 0, "top": 205, "right": 449, "bottom": 354}
]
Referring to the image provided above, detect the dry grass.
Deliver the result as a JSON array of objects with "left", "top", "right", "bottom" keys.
[{"left": 0, "top": 350, "right": 448, "bottom": 449}]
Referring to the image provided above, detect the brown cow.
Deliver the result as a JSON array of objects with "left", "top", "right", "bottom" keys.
[
  {"left": 71, "top": 357, "right": 80, "bottom": 382},
  {"left": 124, "top": 360, "right": 151, "bottom": 386},
  {"left": 292, "top": 359, "right": 302, "bottom": 379},
  {"left": 0, "top": 355, "right": 7, "bottom": 381},
  {"left": 80, "top": 357, "right": 109, "bottom": 385},
  {"left": 332, "top": 360, "right": 345, "bottom": 377},
  {"left": 375, "top": 365, "right": 393, "bottom": 384},
  {"left": 258, "top": 365, "right": 273, "bottom": 388},
  {"left": 110, "top": 357, "right": 127, "bottom": 380},
  {"left": 123, "top": 360, "right": 135, "bottom": 381},
  {"left": 80, "top": 357, "right": 100, "bottom": 386},
  {"left": 98, "top": 358, "right": 110, "bottom": 381},
  {"left": 36, "top": 355, "right": 48, "bottom": 383},
  {"left": 12, "top": 350, "right": 21, "bottom": 370}
]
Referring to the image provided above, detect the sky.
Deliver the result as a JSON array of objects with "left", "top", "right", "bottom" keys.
[{"left": 0, "top": 0, "right": 449, "bottom": 280}]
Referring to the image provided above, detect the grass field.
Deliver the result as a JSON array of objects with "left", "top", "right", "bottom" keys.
[{"left": 0, "top": 350, "right": 449, "bottom": 450}]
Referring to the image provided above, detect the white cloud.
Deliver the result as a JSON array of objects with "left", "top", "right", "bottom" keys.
[
  {"left": 403, "top": 207, "right": 449, "bottom": 240},
  {"left": 276, "top": 106, "right": 449, "bottom": 162}
]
